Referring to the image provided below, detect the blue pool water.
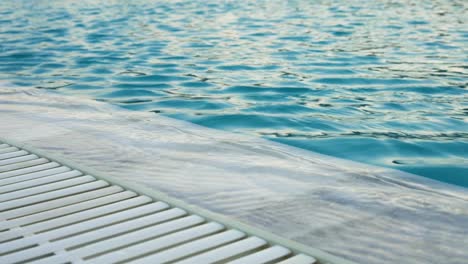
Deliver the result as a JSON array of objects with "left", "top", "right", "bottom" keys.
[{"left": 0, "top": 0, "right": 467, "bottom": 186}]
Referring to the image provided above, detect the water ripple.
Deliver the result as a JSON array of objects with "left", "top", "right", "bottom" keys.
[{"left": 0, "top": 0, "right": 466, "bottom": 186}]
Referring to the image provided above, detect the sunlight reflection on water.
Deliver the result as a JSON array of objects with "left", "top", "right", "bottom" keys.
[{"left": 0, "top": 0, "right": 466, "bottom": 185}]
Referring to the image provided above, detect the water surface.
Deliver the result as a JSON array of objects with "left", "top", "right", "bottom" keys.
[{"left": 0, "top": 0, "right": 467, "bottom": 185}]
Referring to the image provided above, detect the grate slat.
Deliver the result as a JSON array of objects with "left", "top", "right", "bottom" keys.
[
  {"left": 129, "top": 229, "right": 247, "bottom": 264},
  {"left": 70, "top": 214, "right": 205, "bottom": 262},
  {"left": 0, "top": 196, "right": 156, "bottom": 244},
  {"left": 31, "top": 216, "right": 207, "bottom": 264},
  {"left": 0, "top": 190, "right": 134, "bottom": 230},
  {"left": 0, "top": 199, "right": 159, "bottom": 258},
  {"left": 0, "top": 154, "right": 39, "bottom": 166},
  {"left": 0, "top": 158, "right": 50, "bottom": 173},
  {"left": 0, "top": 185, "right": 122, "bottom": 220},
  {"left": 0, "top": 162, "right": 61, "bottom": 180},
  {"left": 88, "top": 222, "right": 226, "bottom": 264},
  {"left": 277, "top": 254, "right": 318, "bottom": 264},
  {"left": 0, "top": 148, "right": 21, "bottom": 155},
  {"left": 0, "top": 172, "right": 87, "bottom": 200},
  {"left": 0, "top": 150, "right": 28, "bottom": 160},
  {"left": 177, "top": 236, "right": 268, "bottom": 264},
  {"left": 0, "top": 180, "right": 109, "bottom": 212},
  {"left": 0, "top": 166, "right": 71, "bottom": 186},
  {"left": 227, "top": 245, "right": 292, "bottom": 264},
  {"left": 25, "top": 208, "right": 188, "bottom": 264}
]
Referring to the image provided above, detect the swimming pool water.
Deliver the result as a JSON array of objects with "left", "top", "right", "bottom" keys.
[{"left": 0, "top": 0, "right": 467, "bottom": 186}]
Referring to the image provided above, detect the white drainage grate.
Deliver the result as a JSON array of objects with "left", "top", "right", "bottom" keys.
[{"left": 0, "top": 141, "right": 326, "bottom": 264}]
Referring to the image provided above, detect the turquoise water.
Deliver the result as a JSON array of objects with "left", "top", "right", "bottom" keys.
[{"left": 0, "top": 0, "right": 467, "bottom": 186}]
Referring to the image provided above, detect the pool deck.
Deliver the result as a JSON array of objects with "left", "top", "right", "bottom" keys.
[{"left": 0, "top": 138, "right": 354, "bottom": 264}]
